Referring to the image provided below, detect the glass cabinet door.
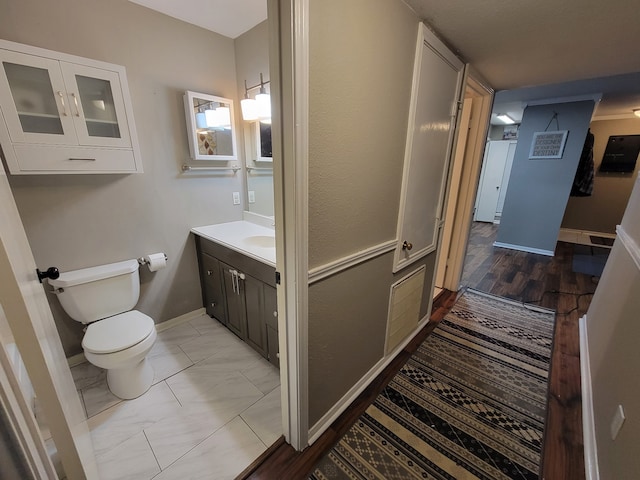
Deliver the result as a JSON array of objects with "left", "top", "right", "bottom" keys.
[
  {"left": 61, "top": 62, "right": 131, "bottom": 148},
  {"left": 0, "top": 51, "right": 76, "bottom": 144}
]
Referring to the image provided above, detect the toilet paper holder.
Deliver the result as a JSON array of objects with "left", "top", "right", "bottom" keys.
[{"left": 138, "top": 254, "right": 168, "bottom": 266}]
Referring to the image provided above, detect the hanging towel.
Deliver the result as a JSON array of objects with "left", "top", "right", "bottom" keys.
[{"left": 571, "top": 129, "right": 595, "bottom": 196}]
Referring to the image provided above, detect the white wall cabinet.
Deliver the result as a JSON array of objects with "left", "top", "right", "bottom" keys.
[{"left": 0, "top": 40, "right": 142, "bottom": 174}]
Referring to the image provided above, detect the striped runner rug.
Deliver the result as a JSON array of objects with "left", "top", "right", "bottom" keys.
[{"left": 309, "top": 288, "right": 555, "bottom": 480}]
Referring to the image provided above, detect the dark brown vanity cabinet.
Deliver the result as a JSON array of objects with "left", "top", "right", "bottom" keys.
[{"left": 195, "top": 236, "right": 279, "bottom": 367}]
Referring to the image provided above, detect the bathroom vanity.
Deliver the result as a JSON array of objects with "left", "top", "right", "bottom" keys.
[{"left": 191, "top": 221, "right": 278, "bottom": 367}]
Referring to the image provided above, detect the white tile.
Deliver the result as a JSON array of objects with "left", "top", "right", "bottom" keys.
[
  {"left": 193, "top": 340, "right": 264, "bottom": 372},
  {"left": 95, "top": 431, "right": 160, "bottom": 480},
  {"left": 70, "top": 362, "right": 105, "bottom": 390},
  {"left": 241, "top": 387, "right": 282, "bottom": 446},
  {"left": 81, "top": 379, "right": 121, "bottom": 418},
  {"left": 180, "top": 330, "right": 228, "bottom": 363},
  {"left": 241, "top": 358, "right": 280, "bottom": 394},
  {"left": 144, "top": 406, "right": 236, "bottom": 469},
  {"left": 155, "top": 323, "right": 201, "bottom": 347},
  {"left": 152, "top": 417, "right": 267, "bottom": 480},
  {"left": 87, "top": 382, "right": 181, "bottom": 458},
  {"left": 166, "top": 369, "right": 264, "bottom": 417},
  {"left": 189, "top": 315, "right": 225, "bottom": 335},
  {"left": 148, "top": 343, "right": 193, "bottom": 384}
]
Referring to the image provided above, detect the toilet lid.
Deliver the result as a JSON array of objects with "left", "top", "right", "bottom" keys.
[{"left": 82, "top": 311, "right": 155, "bottom": 354}]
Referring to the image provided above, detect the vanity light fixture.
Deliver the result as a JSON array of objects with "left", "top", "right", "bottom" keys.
[
  {"left": 496, "top": 113, "right": 516, "bottom": 124},
  {"left": 633, "top": 109, "right": 640, "bottom": 118},
  {"left": 241, "top": 73, "right": 271, "bottom": 124}
]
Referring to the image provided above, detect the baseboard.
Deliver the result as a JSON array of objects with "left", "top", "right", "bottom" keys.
[
  {"left": 493, "top": 241, "right": 554, "bottom": 256},
  {"left": 559, "top": 228, "right": 616, "bottom": 247},
  {"left": 66, "top": 308, "right": 206, "bottom": 366},
  {"left": 155, "top": 308, "right": 206, "bottom": 333},
  {"left": 66, "top": 352, "right": 86, "bottom": 368},
  {"left": 580, "top": 314, "right": 600, "bottom": 480},
  {"left": 308, "top": 312, "right": 431, "bottom": 445}
]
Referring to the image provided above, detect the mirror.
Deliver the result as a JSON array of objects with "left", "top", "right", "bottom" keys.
[
  {"left": 246, "top": 121, "right": 272, "bottom": 162},
  {"left": 244, "top": 120, "right": 274, "bottom": 217},
  {"left": 184, "top": 90, "right": 238, "bottom": 161}
]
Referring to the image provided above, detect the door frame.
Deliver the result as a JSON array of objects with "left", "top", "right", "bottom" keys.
[
  {"left": 435, "top": 69, "right": 494, "bottom": 291},
  {"left": 269, "top": 0, "right": 309, "bottom": 450}
]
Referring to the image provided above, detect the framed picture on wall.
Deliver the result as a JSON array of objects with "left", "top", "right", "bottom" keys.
[{"left": 529, "top": 130, "right": 568, "bottom": 159}]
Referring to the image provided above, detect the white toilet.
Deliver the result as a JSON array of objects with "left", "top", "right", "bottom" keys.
[{"left": 49, "top": 259, "right": 157, "bottom": 400}]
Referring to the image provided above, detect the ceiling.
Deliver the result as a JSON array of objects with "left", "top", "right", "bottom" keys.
[
  {"left": 129, "top": 0, "right": 267, "bottom": 39},
  {"left": 131, "top": 0, "right": 640, "bottom": 123}
]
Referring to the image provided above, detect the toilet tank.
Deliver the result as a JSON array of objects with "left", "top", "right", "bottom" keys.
[{"left": 48, "top": 259, "right": 141, "bottom": 324}]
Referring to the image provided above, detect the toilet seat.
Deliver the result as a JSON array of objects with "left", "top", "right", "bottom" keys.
[{"left": 82, "top": 310, "right": 155, "bottom": 354}]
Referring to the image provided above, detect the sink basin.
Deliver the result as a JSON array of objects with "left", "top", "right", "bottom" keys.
[{"left": 244, "top": 235, "right": 275, "bottom": 248}]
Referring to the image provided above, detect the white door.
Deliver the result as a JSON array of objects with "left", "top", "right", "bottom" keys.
[
  {"left": 0, "top": 168, "right": 97, "bottom": 479},
  {"left": 394, "top": 23, "right": 465, "bottom": 273},
  {"left": 495, "top": 140, "right": 517, "bottom": 216},
  {"left": 474, "top": 140, "right": 510, "bottom": 222}
]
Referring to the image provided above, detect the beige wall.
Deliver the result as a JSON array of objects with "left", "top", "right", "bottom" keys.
[
  {"left": 585, "top": 175, "right": 640, "bottom": 479},
  {"left": 0, "top": 0, "right": 244, "bottom": 355},
  {"left": 307, "top": 0, "right": 436, "bottom": 425},
  {"left": 562, "top": 118, "right": 640, "bottom": 234}
]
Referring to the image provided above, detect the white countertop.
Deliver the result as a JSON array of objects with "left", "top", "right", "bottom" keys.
[{"left": 191, "top": 221, "right": 276, "bottom": 267}]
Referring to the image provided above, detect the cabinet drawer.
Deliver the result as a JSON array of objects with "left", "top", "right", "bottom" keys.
[{"left": 12, "top": 144, "right": 138, "bottom": 173}]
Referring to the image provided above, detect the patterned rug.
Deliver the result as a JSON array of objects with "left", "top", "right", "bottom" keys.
[{"left": 309, "top": 288, "right": 555, "bottom": 480}]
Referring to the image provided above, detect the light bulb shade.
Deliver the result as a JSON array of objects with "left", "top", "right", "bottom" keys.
[
  {"left": 255, "top": 93, "right": 271, "bottom": 122},
  {"left": 241, "top": 98, "right": 258, "bottom": 121},
  {"left": 634, "top": 109, "right": 640, "bottom": 118},
  {"left": 204, "top": 109, "right": 218, "bottom": 127},
  {"left": 216, "top": 106, "right": 231, "bottom": 128},
  {"left": 195, "top": 112, "right": 207, "bottom": 129}
]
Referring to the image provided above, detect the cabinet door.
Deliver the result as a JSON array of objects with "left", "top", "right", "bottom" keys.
[
  {"left": 244, "top": 275, "right": 267, "bottom": 357},
  {"left": 200, "top": 254, "right": 226, "bottom": 324},
  {"left": 60, "top": 62, "right": 131, "bottom": 148},
  {"left": 0, "top": 50, "right": 77, "bottom": 144},
  {"left": 264, "top": 285, "right": 279, "bottom": 368},
  {"left": 221, "top": 263, "right": 246, "bottom": 339}
]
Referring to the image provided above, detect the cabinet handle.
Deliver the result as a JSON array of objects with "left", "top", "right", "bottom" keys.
[
  {"left": 71, "top": 93, "right": 80, "bottom": 117},
  {"left": 57, "top": 91, "right": 67, "bottom": 116},
  {"left": 238, "top": 272, "right": 246, "bottom": 281},
  {"left": 273, "top": 311, "right": 277, "bottom": 317},
  {"left": 207, "top": 270, "right": 213, "bottom": 276},
  {"left": 68, "top": 158, "right": 96, "bottom": 161},
  {"left": 211, "top": 302, "right": 216, "bottom": 307}
]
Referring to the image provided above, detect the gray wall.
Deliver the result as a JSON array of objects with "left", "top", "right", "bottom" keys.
[
  {"left": 308, "top": 0, "right": 439, "bottom": 425},
  {"left": 0, "top": 0, "right": 244, "bottom": 356},
  {"left": 496, "top": 101, "right": 595, "bottom": 253},
  {"left": 562, "top": 118, "right": 640, "bottom": 234},
  {"left": 585, "top": 175, "right": 640, "bottom": 479}
]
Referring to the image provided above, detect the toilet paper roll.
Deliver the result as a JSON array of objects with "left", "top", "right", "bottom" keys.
[{"left": 144, "top": 253, "right": 167, "bottom": 272}]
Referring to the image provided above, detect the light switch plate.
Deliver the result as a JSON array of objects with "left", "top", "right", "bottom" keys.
[
  {"left": 232, "top": 192, "right": 240, "bottom": 205},
  {"left": 248, "top": 190, "right": 256, "bottom": 203},
  {"left": 610, "top": 404, "right": 626, "bottom": 440}
]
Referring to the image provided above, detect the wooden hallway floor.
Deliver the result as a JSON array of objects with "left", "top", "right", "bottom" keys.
[{"left": 241, "top": 221, "right": 592, "bottom": 479}]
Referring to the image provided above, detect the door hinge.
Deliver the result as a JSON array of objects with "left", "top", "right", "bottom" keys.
[{"left": 275, "top": 271, "right": 281, "bottom": 285}]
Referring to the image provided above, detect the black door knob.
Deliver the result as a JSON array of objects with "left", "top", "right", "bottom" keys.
[{"left": 36, "top": 267, "right": 60, "bottom": 283}]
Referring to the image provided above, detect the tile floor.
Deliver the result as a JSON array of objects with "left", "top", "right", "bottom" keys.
[{"left": 71, "top": 314, "right": 282, "bottom": 480}]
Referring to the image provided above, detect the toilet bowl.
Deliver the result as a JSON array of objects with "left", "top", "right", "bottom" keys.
[{"left": 49, "top": 259, "right": 157, "bottom": 400}]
